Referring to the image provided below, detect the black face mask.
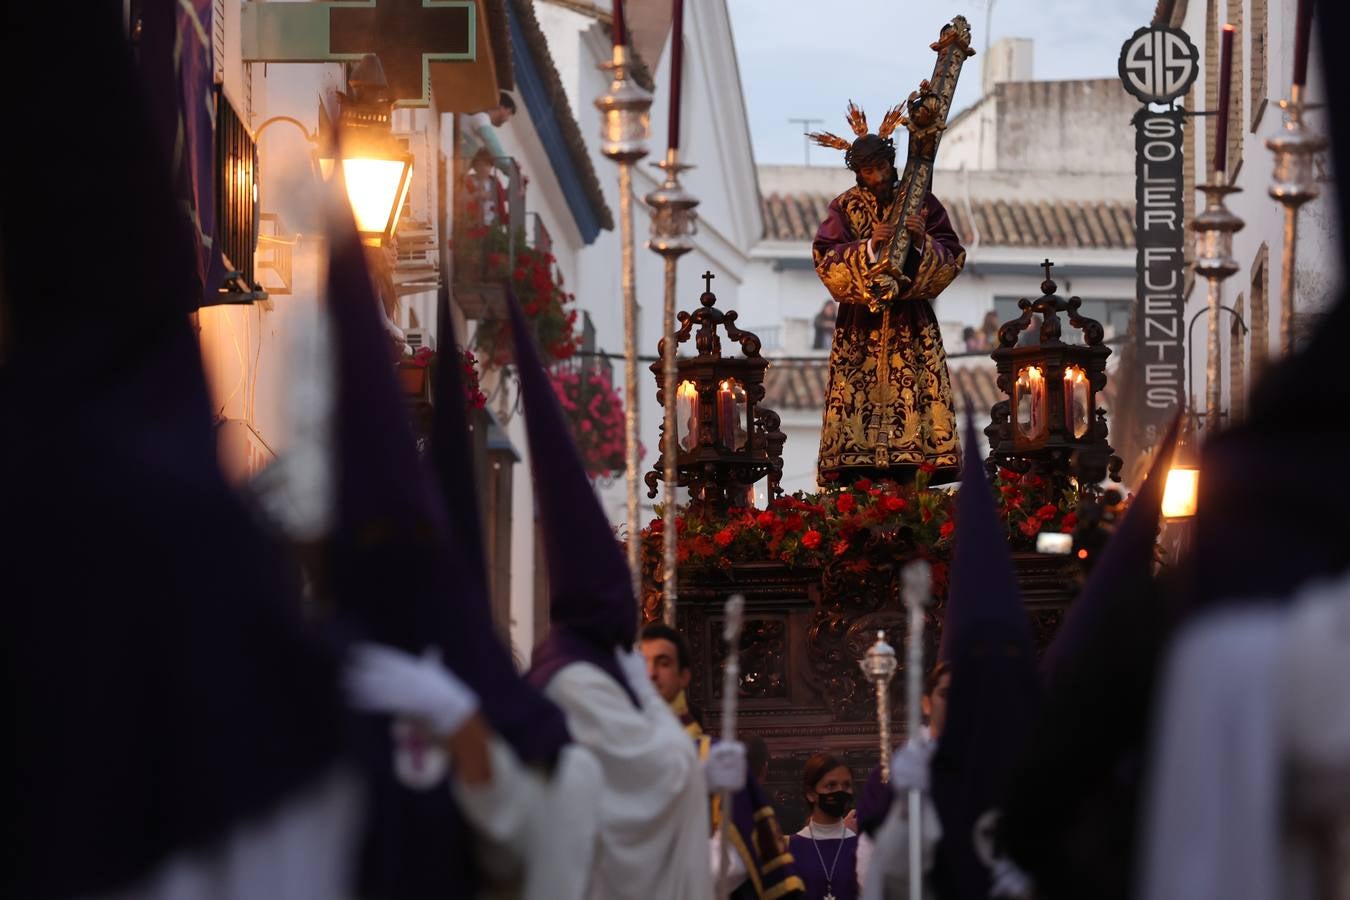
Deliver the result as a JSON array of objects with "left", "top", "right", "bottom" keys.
[{"left": 815, "top": 790, "right": 853, "bottom": 818}]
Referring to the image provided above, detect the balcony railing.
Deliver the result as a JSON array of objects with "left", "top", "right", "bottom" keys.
[
  {"left": 255, "top": 213, "right": 294, "bottom": 295},
  {"left": 452, "top": 155, "right": 525, "bottom": 319}
]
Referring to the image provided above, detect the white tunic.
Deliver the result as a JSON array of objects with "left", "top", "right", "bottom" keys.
[
  {"left": 1141, "top": 569, "right": 1350, "bottom": 900},
  {"left": 453, "top": 736, "right": 602, "bottom": 900},
  {"left": 80, "top": 765, "right": 365, "bottom": 900},
  {"left": 545, "top": 661, "right": 714, "bottom": 900}
]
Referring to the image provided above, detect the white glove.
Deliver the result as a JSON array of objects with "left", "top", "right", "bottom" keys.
[
  {"left": 615, "top": 646, "right": 659, "bottom": 705},
  {"left": 344, "top": 642, "right": 480, "bottom": 738},
  {"left": 704, "top": 740, "right": 747, "bottom": 793},
  {"left": 888, "top": 739, "right": 933, "bottom": 795},
  {"left": 989, "top": 856, "right": 1034, "bottom": 899}
]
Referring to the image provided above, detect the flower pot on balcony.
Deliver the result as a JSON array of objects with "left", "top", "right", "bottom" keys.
[{"left": 397, "top": 363, "right": 428, "bottom": 398}]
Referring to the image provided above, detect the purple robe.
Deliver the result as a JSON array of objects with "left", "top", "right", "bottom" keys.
[
  {"left": 788, "top": 833, "right": 860, "bottom": 900},
  {"left": 813, "top": 186, "right": 966, "bottom": 484}
]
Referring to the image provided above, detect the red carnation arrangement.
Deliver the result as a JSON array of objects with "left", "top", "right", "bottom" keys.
[
  {"left": 550, "top": 368, "right": 636, "bottom": 480},
  {"left": 474, "top": 229, "right": 582, "bottom": 367}
]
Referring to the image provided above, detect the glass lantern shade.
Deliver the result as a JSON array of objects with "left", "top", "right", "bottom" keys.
[
  {"left": 1014, "top": 365, "right": 1047, "bottom": 440},
  {"left": 1161, "top": 464, "right": 1200, "bottom": 519},
  {"left": 716, "top": 379, "right": 748, "bottom": 451},
  {"left": 1196, "top": 227, "right": 1233, "bottom": 264},
  {"left": 676, "top": 380, "right": 700, "bottom": 452},
  {"left": 1063, "top": 365, "right": 1090, "bottom": 439},
  {"left": 318, "top": 152, "right": 413, "bottom": 246}
]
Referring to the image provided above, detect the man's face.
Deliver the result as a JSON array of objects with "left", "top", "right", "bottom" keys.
[
  {"left": 640, "top": 637, "right": 690, "bottom": 703},
  {"left": 857, "top": 160, "right": 893, "bottom": 192},
  {"left": 487, "top": 104, "right": 514, "bottom": 127},
  {"left": 921, "top": 671, "right": 951, "bottom": 738}
]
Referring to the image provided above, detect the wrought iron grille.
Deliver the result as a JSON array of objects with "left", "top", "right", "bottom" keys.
[{"left": 215, "top": 85, "right": 260, "bottom": 296}]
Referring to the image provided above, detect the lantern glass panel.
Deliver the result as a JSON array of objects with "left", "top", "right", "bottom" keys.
[
  {"left": 676, "top": 380, "right": 700, "bottom": 451},
  {"left": 1014, "top": 366, "right": 1047, "bottom": 440},
  {"left": 716, "top": 379, "right": 748, "bottom": 451},
  {"left": 1063, "top": 366, "right": 1090, "bottom": 439}
]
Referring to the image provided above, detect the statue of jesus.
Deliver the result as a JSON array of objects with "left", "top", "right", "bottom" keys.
[{"left": 809, "top": 102, "right": 966, "bottom": 486}]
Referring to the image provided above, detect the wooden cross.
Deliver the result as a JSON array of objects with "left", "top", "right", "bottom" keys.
[
  {"left": 702, "top": 270, "right": 716, "bottom": 292},
  {"left": 329, "top": 0, "right": 473, "bottom": 103},
  {"left": 1041, "top": 258, "right": 1055, "bottom": 281}
]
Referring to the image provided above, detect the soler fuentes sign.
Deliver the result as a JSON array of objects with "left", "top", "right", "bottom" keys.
[
  {"left": 1134, "top": 108, "right": 1186, "bottom": 424},
  {"left": 1119, "top": 24, "right": 1198, "bottom": 434}
]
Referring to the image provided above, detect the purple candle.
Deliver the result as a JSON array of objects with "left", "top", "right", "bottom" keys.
[
  {"left": 612, "top": 0, "right": 625, "bottom": 48},
  {"left": 1293, "top": 0, "right": 1313, "bottom": 86},
  {"left": 1214, "top": 24, "right": 1234, "bottom": 173},
  {"left": 667, "top": 0, "right": 685, "bottom": 151}
]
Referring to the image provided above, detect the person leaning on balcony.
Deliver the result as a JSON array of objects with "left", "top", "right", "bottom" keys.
[{"left": 458, "top": 91, "right": 517, "bottom": 175}]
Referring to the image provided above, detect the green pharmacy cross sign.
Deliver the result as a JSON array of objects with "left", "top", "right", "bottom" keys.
[{"left": 242, "top": 0, "right": 476, "bottom": 106}]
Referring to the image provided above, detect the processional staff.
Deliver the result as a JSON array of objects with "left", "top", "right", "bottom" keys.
[
  {"left": 645, "top": 0, "right": 698, "bottom": 627},
  {"left": 595, "top": 0, "right": 652, "bottom": 603},
  {"left": 903, "top": 561, "right": 932, "bottom": 900},
  {"left": 717, "top": 593, "right": 745, "bottom": 899}
]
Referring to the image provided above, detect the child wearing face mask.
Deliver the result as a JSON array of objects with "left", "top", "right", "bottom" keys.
[{"left": 788, "top": 752, "right": 871, "bottom": 900}]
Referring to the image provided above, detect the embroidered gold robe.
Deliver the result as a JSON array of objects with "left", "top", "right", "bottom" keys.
[{"left": 813, "top": 186, "right": 966, "bottom": 484}]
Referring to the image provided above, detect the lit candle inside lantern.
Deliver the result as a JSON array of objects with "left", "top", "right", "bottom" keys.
[
  {"left": 612, "top": 0, "right": 625, "bottom": 48},
  {"left": 1015, "top": 366, "right": 1046, "bottom": 439},
  {"left": 667, "top": 0, "right": 685, "bottom": 151},
  {"left": 1063, "top": 366, "right": 1089, "bottom": 438},
  {"left": 717, "top": 380, "right": 738, "bottom": 448},
  {"left": 677, "top": 379, "right": 699, "bottom": 450},
  {"left": 1293, "top": 0, "right": 1313, "bottom": 87},
  {"left": 1214, "top": 24, "right": 1235, "bottom": 174}
]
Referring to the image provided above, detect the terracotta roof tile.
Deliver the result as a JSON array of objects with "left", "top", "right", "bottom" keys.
[{"left": 758, "top": 192, "right": 1135, "bottom": 251}]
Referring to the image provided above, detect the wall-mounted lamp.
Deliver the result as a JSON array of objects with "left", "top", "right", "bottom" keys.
[{"left": 258, "top": 54, "right": 412, "bottom": 249}]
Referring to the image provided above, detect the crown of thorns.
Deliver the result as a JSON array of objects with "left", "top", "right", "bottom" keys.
[{"left": 807, "top": 100, "right": 906, "bottom": 170}]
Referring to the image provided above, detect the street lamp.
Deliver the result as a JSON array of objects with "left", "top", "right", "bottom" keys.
[
  {"left": 1161, "top": 414, "right": 1200, "bottom": 520},
  {"left": 316, "top": 54, "right": 413, "bottom": 248}
]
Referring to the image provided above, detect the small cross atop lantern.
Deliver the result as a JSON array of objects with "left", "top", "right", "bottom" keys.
[
  {"left": 985, "top": 260, "right": 1122, "bottom": 492},
  {"left": 645, "top": 272, "right": 785, "bottom": 512}
]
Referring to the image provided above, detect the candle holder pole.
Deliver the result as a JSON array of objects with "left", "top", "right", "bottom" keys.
[
  {"left": 596, "top": 44, "right": 652, "bottom": 603},
  {"left": 1192, "top": 174, "right": 1244, "bottom": 431},
  {"left": 646, "top": 148, "right": 698, "bottom": 626},
  {"left": 1267, "top": 83, "right": 1326, "bottom": 357}
]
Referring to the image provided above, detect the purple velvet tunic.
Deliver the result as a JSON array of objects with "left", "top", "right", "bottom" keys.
[
  {"left": 812, "top": 185, "right": 966, "bottom": 485},
  {"left": 788, "top": 832, "right": 860, "bottom": 900}
]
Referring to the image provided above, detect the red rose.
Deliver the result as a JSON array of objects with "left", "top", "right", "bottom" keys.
[
  {"left": 1000, "top": 484, "right": 1019, "bottom": 497},
  {"left": 999, "top": 468, "right": 1021, "bottom": 481},
  {"left": 693, "top": 535, "right": 716, "bottom": 557},
  {"left": 919, "top": 462, "right": 937, "bottom": 475},
  {"left": 836, "top": 494, "right": 857, "bottom": 514},
  {"left": 939, "top": 520, "right": 955, "bottom": 539},
  {"left": 649, "top": 518, "right": 663, "bottom": 533},
  {"left": 676, "top": 543, "right": 691, "bottom": 563},
  {"left": 1035, "top": 503, "right": 1058, "bottom": 519},
  {"left": 881, "top": 496, "right": 907, "bottom": 513},
  {"left": 783, "top": 514, "right": 805, "bottom": 533},
  {"left": 833, "top": 540, "right": 850, "bottom": 557},
  {"left": 854, "top": 478, "right": 873, "bottom": 492},
  {"left": 1018, "top": 518, "right": 1040, "bottom": 537},
  {"left": 755, "top": 511, "right": 776, "bottom": 530},
  {"left": 1060, "top": 511, "right": 1079, "bottom": 532},
  {"left": 714, "top": 527, "right": 736, "bottom": 548},
  {"left": 801, "top": 529, "right": 822, "bottom": 550}
]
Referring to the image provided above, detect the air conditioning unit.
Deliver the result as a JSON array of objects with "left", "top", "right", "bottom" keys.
[{"left": 405, "top": 326, "right": 435, "bottom": 352}]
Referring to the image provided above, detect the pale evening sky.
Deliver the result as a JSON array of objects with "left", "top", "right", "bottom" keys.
[{"left": 727, "top": 0, "right": 1160, "bottom": 165}]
